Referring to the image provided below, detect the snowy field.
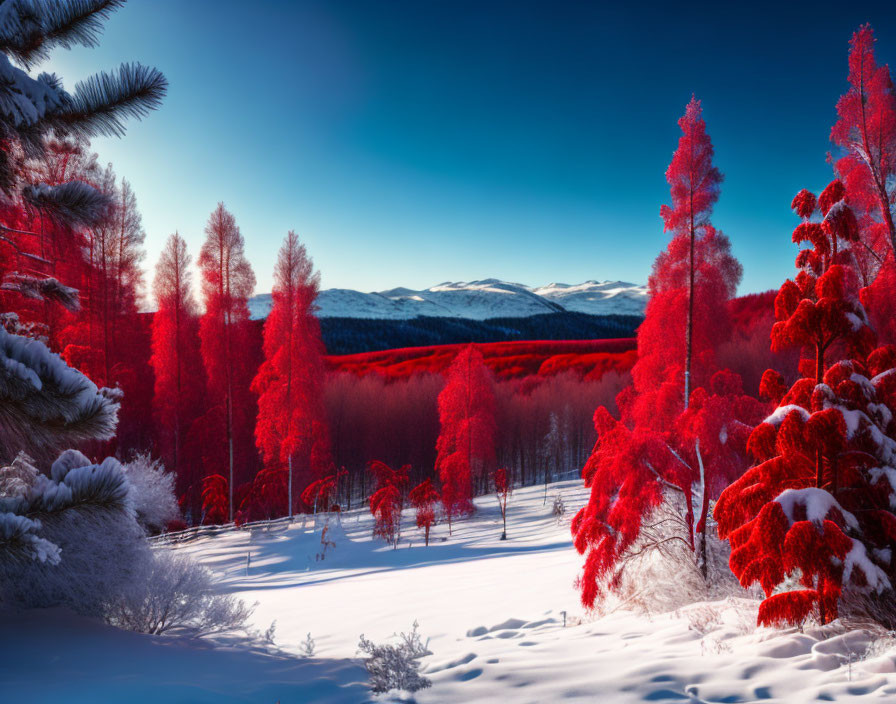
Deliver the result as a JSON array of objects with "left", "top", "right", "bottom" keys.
[{"left": 6, "top": 479, "right": 896, "bottom": 703}]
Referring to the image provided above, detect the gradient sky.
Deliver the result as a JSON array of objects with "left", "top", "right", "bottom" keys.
[{"left": 43, "top": 0, "right": 896, "bottom": 296}]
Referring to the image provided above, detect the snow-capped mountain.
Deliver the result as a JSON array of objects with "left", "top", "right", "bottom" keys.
[{"left": 249, "top": 279, "right": 647, "bottom": 321}]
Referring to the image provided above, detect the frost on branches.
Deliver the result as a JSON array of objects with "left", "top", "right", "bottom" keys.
[
  {"left": 715, "top": 186, "right": 896, "bottom": 627},
  {"left": 0, "top": 324, "right": 120, "bottom": 464},
  {"left": 0, "top": 450, "right": 148, "bottom": 615}
]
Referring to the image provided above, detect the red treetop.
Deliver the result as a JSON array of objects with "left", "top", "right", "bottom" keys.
[
  {"left": 831, "top": 24, "right": 896, "bottom": 259},
  {"left": 660, "top": 96, "right": 723, "bottom": 237}
]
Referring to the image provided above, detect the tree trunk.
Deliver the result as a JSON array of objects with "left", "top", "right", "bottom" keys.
[{"left": 685, "top": 205, "right": 695, "bottom": 409}]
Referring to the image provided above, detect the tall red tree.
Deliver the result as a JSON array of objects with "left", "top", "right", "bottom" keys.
[
  {"left": 435, "top": 345, "right": 497, "bottom": 530},
  {"left": 252, "top": 231, "right": 331, "bottom": 517},
  {"left": 660, "top": 96, "right": 724, "bottom": 405},
  {"left": 150, "top": 233, "right": 205, "bottom": 518},
  {"left": 831, "top": 25, "right": 896, "bottom": 263},
  {"left": 572, "top": 101, "right": 749, "bottom": 606},
  {"left": 58, "top": 164, "right": 152, "bottom": 453},
  {"left": 198, "top": 203, "right": 257, "bottom": 522}
]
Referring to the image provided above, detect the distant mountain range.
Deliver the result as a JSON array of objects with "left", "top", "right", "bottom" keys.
[{"left": 248, "top": 279, "right": 648, "bottom": 321}]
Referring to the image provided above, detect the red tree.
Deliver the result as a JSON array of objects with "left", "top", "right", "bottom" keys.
[
  {"left": 715, "top": 189, "right": 896, "bottom": 627},
  {"left": 571, "top": 100, "right": 749, "bottom": 606},
  {"left": 435, "top": 345, "right": 497, "bottom": 530},
  {"left": 831, "top": 25, "right": 896, "bottom": 263},
  {"left": 253, "top": 231, "right": 331, "bottom": 517},
  {"left": 301, "top": 467, "right": 345, "bottom": 514},
  {"left": 660, "top": 96, "right": 724, "bottom": 404},
  {"left": 409, "top": 478, "right": 439, "bottom": 546},
  {"left": 237, "top": 467, "right": 288, "bottom": 524},
  {"left": 198, "top": 203, "right": 257, "bottom": 521},
  {"left": 201, "top": 474, "right": 229, "bottom": 525},
  {"left": 150, "top": 233, "right": 205, "bottom": 518},
  {"left": 368, "top": 460, "right": 409, "bottom": 548},
  {"left": 493, "top": 467, "right": 511, "bottom": 540}
]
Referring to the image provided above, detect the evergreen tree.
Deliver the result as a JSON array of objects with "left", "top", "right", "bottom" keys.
[
  {"left": 252, "top": 231, "right": 331, "bottom": 517},
  {"left": 198, "top": 204, "right": 256, "bottom": 522}
]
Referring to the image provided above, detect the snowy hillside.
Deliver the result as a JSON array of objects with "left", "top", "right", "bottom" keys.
[
  {"left": 249, "top": 279, "right": 647, "bottom": 321},
  {"left": 10, "top": 479, "right": 896, "bottom": 703}
]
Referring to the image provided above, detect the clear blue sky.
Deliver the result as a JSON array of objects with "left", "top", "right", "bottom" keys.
[{"left": 44, "top": 0, "right": 896, "bottom": 295}]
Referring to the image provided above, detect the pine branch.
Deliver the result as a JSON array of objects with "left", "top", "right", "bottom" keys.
[
  {"left": 0, "top": 0, "right": 125, "bottom": 69},
  {"left": 51, "top": 62, "right": 167, "bottom": 139},
  {"left": 2, "top": 273, "right": 80, "bottom": 311},
  {"left": 22, "top": 180, "right": 111, "bottom": 227}
]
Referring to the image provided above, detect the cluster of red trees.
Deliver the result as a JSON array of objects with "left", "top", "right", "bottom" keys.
[{"left": 573, "top": 25, "right": 896, "bottom": 627}]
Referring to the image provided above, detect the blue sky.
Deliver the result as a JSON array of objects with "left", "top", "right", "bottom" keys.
[{"left": 44, "top": 0, "right": 896, "bottom": 295}]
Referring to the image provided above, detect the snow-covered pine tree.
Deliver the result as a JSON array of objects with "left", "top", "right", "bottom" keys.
[
  {"left": 0, "top": 0, "right": 167, "bottom": 614},
  {"left": 715, "top": 186, "right": 896, "bottom": 627}
]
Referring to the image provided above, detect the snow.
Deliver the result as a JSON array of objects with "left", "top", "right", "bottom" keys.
[
  {"left": 8, "top": 479, "right": 896, "bottom": 702},
  {"left": 774, "top": 487, "right": 859, "bottom": 530},
  {"left": 843, "top": 539, "right": 891, "bottom": 593},
  {"left": 248, "top": 279, "right": 648, "bottom": 320},
  {"left": 763, "top": 404, "right": 810, "bottom": 426}
]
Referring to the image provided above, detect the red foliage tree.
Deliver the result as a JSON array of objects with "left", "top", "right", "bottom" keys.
[
  {"left": 201, "top": 474, "right": 229, "bottom": 525},
  {"left": 831, "top": 25, "right": 896, "bottom": 263},
  {"left": 435, "top": 345, "right": 497, "bottom": 530},
  {"left": 571, "top": 100, "right": 750, "bottom": 607},
  {"left": 493, "top": 467, "right": 511, "bottom": 540},
  {"left": 58, "top": 166, "right": 152, "bottom": 453},
  {"left": 253, "top": 231, "right": 331, "bottom": 517},
  {"left": 237, "top": 467, "right": 288, "bottom": 524},
  {"left": 150, "top": 233, "right": 205, "bottom": 518},
  {"left": 715, "top": 190, "right": 896, "bottom": 627},
  {"left": 300, "top": 467, "right": 345, "bottom": 514},
  {"left": 409, "top": 478, "right": 439, "bottom": 546},
  {"left": 660, "top": 96, "right": 724, "bottom": 404},
  {"left": 368, "top": 460, "right": 409, "bottom": 547},
  {"left": 198, "top": 204, "right": 258, "bottom": 522}
]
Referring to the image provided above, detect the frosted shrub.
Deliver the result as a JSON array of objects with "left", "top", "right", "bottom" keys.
[
  {"left": 300, "top": 632, "right": 316, "bottom": 657},
  {"left": 358, "top": 621, "right": 432, "bottom": 694},
  {"left": 0, "top": 451, "right": 149, "bottom": 616},
  {"left": 610, "top": 499, "right": 742, "bottom": 615},
  {"left": 107, "top": 549, "right": 254, "bottom": 636},
  {"left": 551, "top": 493, "right": 565, "bottom": 517},
  {"left": 122, "top": 453, "right": 180, "bottom": 533}
]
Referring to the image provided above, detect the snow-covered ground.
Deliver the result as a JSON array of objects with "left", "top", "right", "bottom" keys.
[
  {"left": 6, "top": 479, "right": 896, "bottom": 703},
  {"left": 248, "top": 279, "right": 648, "bottom": 320}
]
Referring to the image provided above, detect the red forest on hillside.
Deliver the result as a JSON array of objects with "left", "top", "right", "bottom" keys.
[{"left": 326, "top": 338, "right": 638, "bottom": 380}]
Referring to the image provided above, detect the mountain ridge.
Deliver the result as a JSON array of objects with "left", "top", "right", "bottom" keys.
[{"left": 248, "top": 279, "right": 647, "bottom": 321}]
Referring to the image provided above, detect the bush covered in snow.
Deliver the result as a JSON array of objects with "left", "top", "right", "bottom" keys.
[
  {"left": 0, "top": 451, "right": 148, "bottom": 616},
  {"left": 358, "top": 620, "right": 432, "bottom": 694},
  {"left": 107, "top": 549, "right": 254, "bottom": 636},
  {"left": 122, "top": 454, "right": 180, "bottom": 533}
]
